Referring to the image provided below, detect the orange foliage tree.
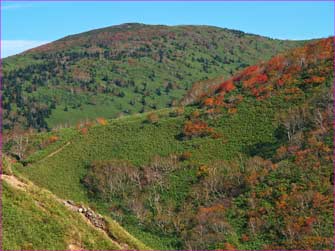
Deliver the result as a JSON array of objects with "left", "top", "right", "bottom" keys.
[
  {"left": 183, "top": 120, "right": 214, "bottom": 139},
  {"left": 96, "top": 117, "right": 108, "bottom": 126},
  {"left": 48, "top": 135, "right": 59, "bottom": 143},
  {"left": 218, "top": 80, "right": 236, "bottom": 93}
]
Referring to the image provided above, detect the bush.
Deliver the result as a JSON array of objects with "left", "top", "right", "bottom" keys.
[
  {"left": 96, "top": 117, "right": 108, "bottom": 126},
  {"left": 146, "top": 113, "right": 159, "bottom": 124},
  {"left": 179, "top": 152, "right": 192, "bottom": 161},
  {"left": 48, "top": 135, "right": 59, "bottom": 143},
  {"left": 182, "top": 120, "right": 214, "bottom": 139},
  {"left": 83, "top": 160, "right": 140, "bottom": 199},
  {"left": 169, "top": 107, "right": 184, "bottom": 117}
]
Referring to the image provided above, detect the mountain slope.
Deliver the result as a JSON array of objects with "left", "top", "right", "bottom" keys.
[
  {"left": 184, "top": 36, "right": 333, "bottom": 105},
  {"left": 12, "top": 38, "right": 333, "bottom": 250},
  {"left": 2, "top": 159, "right": 150, "bottom": 250},
  {"left": 3, "top": 23, "right": 304, "bottom": 131}
]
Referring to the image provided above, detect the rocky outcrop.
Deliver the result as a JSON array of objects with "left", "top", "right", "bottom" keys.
[{"left": 63, "top": 200, "right": 107, "bottom": 231}]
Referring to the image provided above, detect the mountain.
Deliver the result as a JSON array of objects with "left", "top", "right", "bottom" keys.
[
  {"left": 2, "top": 23, "right": 304, "bottom": 132},
  {"left": 7, "top": 37, "right": 333, "bottom": 250}
]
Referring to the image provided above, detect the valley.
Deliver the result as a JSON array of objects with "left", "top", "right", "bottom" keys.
[{"left": 2, "top": 24, "right": 333, "bottom": 250}]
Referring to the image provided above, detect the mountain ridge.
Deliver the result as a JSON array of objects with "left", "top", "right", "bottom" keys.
[
  {"left": 3, "top": 23, "right": 304, "bottom": 132},
  {"left": 24, "top": 23, "right": 304, "bottom": 55}
]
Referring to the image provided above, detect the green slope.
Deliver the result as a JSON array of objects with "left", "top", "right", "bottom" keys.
[
  {"left": 3, "top": 23, "right": 304, "bottom": 131},
  {"left": 2, "top": 170, "right": 150, "bottom": 250},
  {"left": 14, "top": 101, "right": 278, "bottom": 249},
  {"left": 9, "top": 38, "right": 334, "bottom": 250}
]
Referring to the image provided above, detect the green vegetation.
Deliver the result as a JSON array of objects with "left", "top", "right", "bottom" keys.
[
  {"left": 2, "top": 175, "right": 148, "bottom": 250},
  {"left": 15, "top": 93, "right": 334, "bottom": 250},
  {"left": 3, "top": 24, "right": 333, "bottom": 250},
  {"left": 3, "top": 23, "right": 303, "bottom": 131}
]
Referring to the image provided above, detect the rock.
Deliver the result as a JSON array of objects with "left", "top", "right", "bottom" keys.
[{"left": 75, "top": 205, "right": 107, "bottom": 230}]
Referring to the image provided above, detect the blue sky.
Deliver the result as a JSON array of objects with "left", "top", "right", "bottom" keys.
[{"left": 1, "top": 1, "right": 334, "bottom": 58}]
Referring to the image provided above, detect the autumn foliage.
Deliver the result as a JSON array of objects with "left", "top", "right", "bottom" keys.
[
  {"left": 203, "top": 97, "right": 215, "bottom": 107},
  {"left": 183, "top": 120, "right": 214, "bottom": 139},
  {"left": 80, "top": 127, "right": 88, "bottom": 135},
  {"left": 193, "top": 37, "right": 333, "bottom": 104},
  {"left": 48, "top": 135, "right": 59, "bottom": 143},
  {"left": 96, "top": 117, "right": 108, "bottom": 126},
  {"left": 218, "top": 80, "right": 235, "bottom": 93},
  {"left": 6, "top": 34, "right": 332, "bottom": 251}
]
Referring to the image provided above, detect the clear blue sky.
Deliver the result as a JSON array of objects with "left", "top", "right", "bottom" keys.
[{"left": 1, "top": 1, "right": 334, "bottom": 57}]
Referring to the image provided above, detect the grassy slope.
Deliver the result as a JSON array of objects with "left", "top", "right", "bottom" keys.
[
  {"left": 2, "top": 170, "right": 150, "bottom": 250},
  {"left": 3, "top": 24, "right": 304, "bottom": 130},
  {"left": 2, "top": 179, "right": 119, "bottom": 250},
  {"left": 15, "top": 98, "right": 280, "bottom": 249},
  {"left": 12, "top": 38, "right": 333, "bottom": 249},
  {"left": 17, "top": 100, "right": 277, "bottom": 197}
]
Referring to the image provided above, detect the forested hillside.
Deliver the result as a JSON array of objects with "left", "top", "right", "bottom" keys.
[
  {"left": 8, "top": 37, "right": 333, "bottom": 250},
  {"left": 2, "top": 23, "right": 303, "bottom": 131}
]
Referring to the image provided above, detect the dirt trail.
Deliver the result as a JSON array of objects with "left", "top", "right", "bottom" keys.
[
  {"left": 68, "top": 244, "right": 82, "bottom": 250},
  {"left": 2, "top": 175, "right": 28, "bottom": 191},
  {"left": 2, "top": 174, "right": 127, "bottom": 250},
  {"left": 45, "top": 141, "right": 71, "bottom": 159}
]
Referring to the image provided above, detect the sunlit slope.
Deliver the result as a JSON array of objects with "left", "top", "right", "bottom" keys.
[
  {"left": 3, "top": 23, "right": 304, "bottom": 130},
  {"left": 13, "top": 38, "right": 333, "bottom": 250},
  {"left": 2, "top": 167, "right": 150, "bottom": 250}
]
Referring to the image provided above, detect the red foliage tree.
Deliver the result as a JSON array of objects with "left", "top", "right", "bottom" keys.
[
  {"left": 48, "top": 135, "right": 59, "bottom": 143},
  {"left": 183, "top": 120, "right": 214, "bottom": 139},
  {"left": 243, "top": 73, "right": 268, "bottom": 88},
  {"left": 241, "top": 65, "right": 260, "bottom": 76},
  {"left": 218, "top": 80, "right": 235, "bottom": 93},
  {"left": 304, "top": 76, "right": 326, "bottom": 84},
  {"left": 80, "top": 127, "right": 88, "bottom": 135},
  {"left": 267, "top": 55, "right": 285, "bottom": 72},
  {"left": 203, "top": 97, "right": 215, "bottom": 107}
]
